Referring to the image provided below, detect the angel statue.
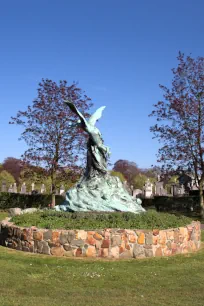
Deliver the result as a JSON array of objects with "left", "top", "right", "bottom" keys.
[
  {"left": 65, "top": 101, "right": 110, "bottom": 178},
  {"left": 55, "top": 101, "right": 145, "bottom": 214}
]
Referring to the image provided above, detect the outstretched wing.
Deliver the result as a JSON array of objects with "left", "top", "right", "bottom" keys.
[
  {"left": 88, "top": 106, "right": 106, "bottom": 126},
  {"left": 64, "top": 101, "right": 88, "bottom": 128}
]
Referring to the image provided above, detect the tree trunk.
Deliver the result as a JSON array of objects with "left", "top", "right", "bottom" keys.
[
  {"left": 51, "top": 171, "right": 56, "bottom": 208},
  {"left": 199, "top": 180, "right": 204, "bottom": 218},
  {"left": 51, "top": 192, "right": 56, "bottom": 208}
]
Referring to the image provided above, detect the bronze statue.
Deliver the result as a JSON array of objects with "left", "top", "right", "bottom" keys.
[{"left": 55, "top": 101, "right": 145, "bottom": 213}]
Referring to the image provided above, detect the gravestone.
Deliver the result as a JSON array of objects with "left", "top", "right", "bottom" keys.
[
  {"left": 8, "top": 184, "right": 13, "bottom": 193},
  {"left": 180, "top": 184, "right": 185, "bottom": 195},
  {"left": 143, "top": 179, "right": 153, "bottom": 198},
  {"left": 40, "top": 184, "right": 46, "bottom": 194},
  {"left": 60, "top": 185, "right": 65, "bottom": 195},
  {"left": 13, "top": 183, "right": 17, "bottom": 193},
  {"left": 155, "top": 181, "right": 167, "bottom": 196},
  {"left": 1, "top": 182, "right": 7, "bottom": 192},
  {"left": 21, "top": 182, "right": 26, "bottom": 194},
  {"left": 171, "top": 184, "right": 185, "bottom": 196},
  {"left": 171, "top": 184, "right": 177, "bottom": 196},
  {"left": 31, "top": 183, "right": 35, "bottom": 191},
  {"left": 133, "top": 189, "right": 142, "bottom": 198}
]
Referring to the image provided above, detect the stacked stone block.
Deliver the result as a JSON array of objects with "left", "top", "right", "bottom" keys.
[{"left": 0, "top": 219, "right": 201, "bottom": 259}]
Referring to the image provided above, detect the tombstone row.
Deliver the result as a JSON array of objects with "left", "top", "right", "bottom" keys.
[
  {"left": 132, "top": 179, "right": 196, "bottom": 199},
  {"left": 2, "top": 178, "right": 198, "bottom": 198},
  {"left": 1, "top": 182, "right": 66, "bottom": 195}
]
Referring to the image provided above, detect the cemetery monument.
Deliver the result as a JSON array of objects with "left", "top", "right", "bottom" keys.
[{"left": 55, "top": 101, "right": 145, "bottom": 213}]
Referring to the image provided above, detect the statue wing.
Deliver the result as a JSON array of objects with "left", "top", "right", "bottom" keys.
[
  {"left": 88, "top": 106, "right": 106, "bottom": 126},
  {"left": 64, "top": 101, "right": 88, "bottom": 128}
]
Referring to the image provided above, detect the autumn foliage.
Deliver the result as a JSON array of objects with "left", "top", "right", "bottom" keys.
[
  {"left": 1, "top": 157, "right": 23, "bottom": 183},
  {"left": 10, "top": 79, "right": 93, "bottom": 205},
  {"left": 150, "top": 52, "right": 204, "bottom": 214}
]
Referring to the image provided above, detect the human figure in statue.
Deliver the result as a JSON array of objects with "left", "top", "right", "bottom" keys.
[
  {"left": 65, "top": 101, "right": 110, "bottom": 178},
  {"left": 55, "top": 101, "right": 145, "bottom": 214}
]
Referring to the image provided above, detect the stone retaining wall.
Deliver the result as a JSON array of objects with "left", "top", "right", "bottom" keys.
[{"left": 0, "top": 219, "right": 201, "bottom": 259}]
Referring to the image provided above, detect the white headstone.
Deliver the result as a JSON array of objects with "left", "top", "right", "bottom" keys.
[
  {"left": 181, "top": 184, "right": 185, "bottom": 194},
  {"left": 143, "top": 179, "right": 153, "bottom": 198},
  {"left": 40, "top": 184, "right": 46, "bottom": 194},
  {"left": 133, "top": 189, "right": 142, "bottom": 198},
  {"left": 13, "top": 183, "right": 17, "bottom": 193},
  {"left": 1, "top": 182, "right": 7, "bottom": 192},
  {"left": 8, "top": 184, "right": 13, "bottom": 193},
  {"left": 21, "top": 182, "right": 26, "bottom": 194},
  {"left": 60, "top": 185, "right": 65, "bottom": 195}
]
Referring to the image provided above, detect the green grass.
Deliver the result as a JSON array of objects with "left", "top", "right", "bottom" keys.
[
  {"left": 0, "top": 210, "right": 8, "bottom": 221},
  {"left": 11, "top": 210, "right": 193, "bottom": 230},
  {"left": 0, "top": 238, "right": 204, "bottom": 306},
  {"left": 1, "top": 209, "right": 204, "bottom": 305}
]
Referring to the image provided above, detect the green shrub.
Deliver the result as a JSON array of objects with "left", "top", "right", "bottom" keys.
[
  {"left": 0, "top": 170, "right": 15, "bottom": 187},
  {"left": 154, "top": 196, "right": 201, "bottom": 213},
  {"left": 11, "top": 210, "right": 192, "bottom": 230},
  {"left": 142, "top": 196, "right": 201, "bottom": 213},
  {"left": 0, "top": 192, "right": 64, "bottom": 209}
]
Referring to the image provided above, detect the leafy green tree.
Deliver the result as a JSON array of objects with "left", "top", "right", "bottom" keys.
[
  {"left": 19, "top": 165, "right": 47, "bottom": 193},
  {"left": 56, "top": 168, "right": 80, "bottom": 191},
  {"left": 133, "top": 174, "right": 148, "bottom": 190},
  {"left": 110, "top": 171, "right": 125, "bottom": 182},
  {"left": 19, "top": 165, "right": 79, "bottom": 194},
  {"left": 133, "top": 174, "right": 157, "bottom": 193},
  {"left": 164, "top": 175, "right": 179, "bottom": 193},
  {"left": 168, "top": 175, "right": 179, "bottom": 184},
  {"left": 0, "top": 170, "right": 15, "bottom": 189}
]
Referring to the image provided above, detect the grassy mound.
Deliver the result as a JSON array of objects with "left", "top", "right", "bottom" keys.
[{"left": 11, "top": 210, "right": 193, "bottom": 230}]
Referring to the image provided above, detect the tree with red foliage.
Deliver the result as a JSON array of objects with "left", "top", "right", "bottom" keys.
[
  {"left": 1, "top": 157, "right": 23, "bottom": 183},
  {"left": 150, "top": 52, "right": 204, "bottom": 216},
  {"left": 10, "top": 79, "right": 92, "bottom": 206},
  {"left": 113, "top": 159, "right": 140, "bottom": 186}
]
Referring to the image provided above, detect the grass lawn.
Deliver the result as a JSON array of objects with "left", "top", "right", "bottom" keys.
[
  {"left": 0, "top": 209, "right": 204, "bottom": 305},
  {"left": 0, "top": 240, "right": 204, "bottom": 306},
  {"left": 0, "top": 211, "right": 8, "bottom": 221}
]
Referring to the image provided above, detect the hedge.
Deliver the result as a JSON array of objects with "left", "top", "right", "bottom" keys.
[
  {"left": 0, "top": 192, "right": 64, "bottom": 210},
  {"left": 11, "top": 210, "right": 192, "bottom": 230},
  {"left": 141, "top": 198, "right": 155, "bottom": 208},
  {"left": 189, "top": 190, "right": 204, "bottom": 196},
  {"left": 0, "top": 192, "right": 201, "bottom": 214},
  {"left": 153, "top": 196, "right": 201, "bottom": 213}
]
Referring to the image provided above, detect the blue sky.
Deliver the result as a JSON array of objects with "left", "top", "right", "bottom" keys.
[{"left": 0, "top": 0, "right": 203, "bottom": 169}]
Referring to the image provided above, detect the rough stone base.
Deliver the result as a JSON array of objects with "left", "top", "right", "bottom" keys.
[{"left": 0, "top": 218, "right": 201, "bottom": 259}]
